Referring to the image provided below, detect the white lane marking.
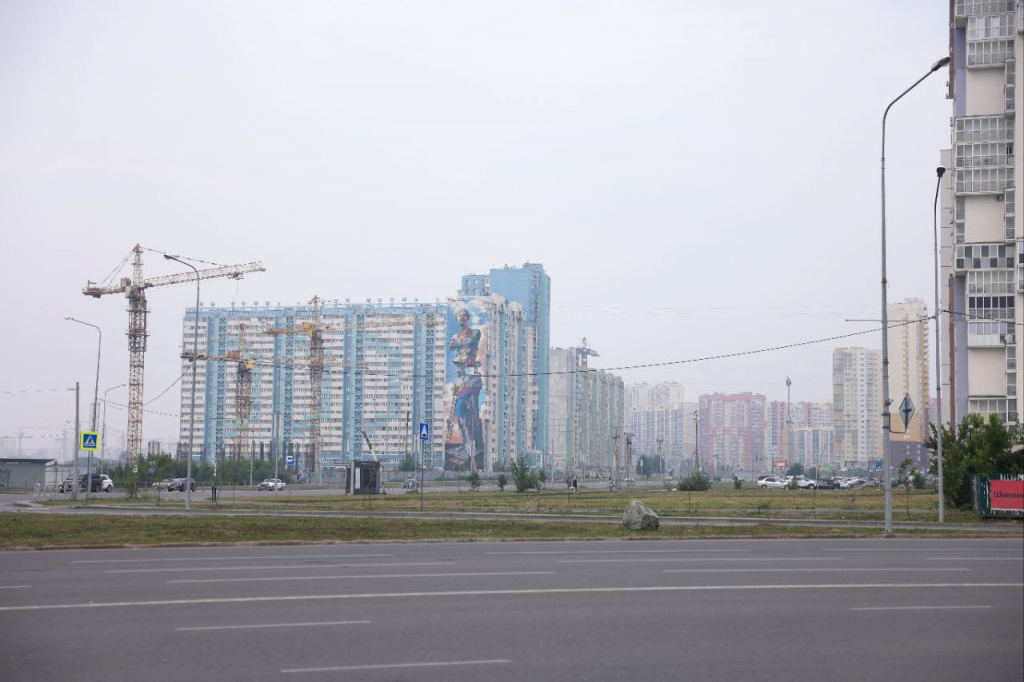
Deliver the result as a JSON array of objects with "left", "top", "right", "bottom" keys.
[
  {"left": 927, "top": 558, "right": 1024, "bottom": 561},
  {"left": 486, "top": 549, "right": 748, "bottom": 555},
  {"left": 73, "top": 554, "right": 392, "bottom": 564},
  {"left": 283, "top": 659, "right": 511, "bottom": 674},
  {"left": 0, "top": 586, "right": 30, "bottom": 589},
  {"left": 177, "top": 620, "right": 370, "bottom": 631},
  {"left": 827, "top": 544, "right": 1019, "bottom": 548},
  {"left": 169, "top": 571, "right": 555, "bottom": 584},
  {"left": 851, "top": 605, "right": 993, "bottom": 611},
  {"left": 107, "top": 562, "right": 455, "bottom": 574},
  {"left": 560, "top": 557, "right": 844, "bottom": 563},
  {"left": 664, "top": 568, "right": 969, "bottom": 573},
  {"left": 2, "top": 583, "right": 1019, "bottom": 612}
]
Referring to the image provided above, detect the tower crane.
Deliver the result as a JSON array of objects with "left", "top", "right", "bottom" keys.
[
  {"left": 225, "top": 322, "right": 255, "bottom": 459},
  {"left": 573, "top": 337, "right": 599, "bottom": 474},
  {"left": 83, "top": 245, "right": 265, "bottom": 470},
  {"left": 265, "top": 295, "right": 327, "bottom": 478}
]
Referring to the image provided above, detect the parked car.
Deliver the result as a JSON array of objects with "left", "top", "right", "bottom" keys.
[
  {"left": 153, "top": 478, "right": 176, "bottom": 491},
  {"left": 789, "top": 475, "right": 818, "bottom": 489},
  {"left": 59, "top": 473, "right": 113, "bottom": 493},
  {"left": 402, "top": 478, "right": 418, "bottom": 489},
  {"left": 816, "top": 477, "right": 840, "bottom": 490},
  {"left": 257, "top": 478, "right": 285, "bottom": 491},
  {"left": 169, "top": 477, "right": 196, "bottom": 492},
  {"left": 758, "top": 476, "right": 787, "bottom": 489}
]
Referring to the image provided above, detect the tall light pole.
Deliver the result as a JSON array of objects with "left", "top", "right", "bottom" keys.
[
  {"left": 880, "top": 55, "right": 950, "bottom": 533},
  {"left": 100, "top": 383, "right": 126, "bottom": 475},
  {"left": 933, "top": 166, "right": 946, "bottom": 523},
  {"left": 65, "top": 316, "right": 101, "bottom": 503},
  {"left": 164, "top": 254, "right": 200, "bottom": 510}
]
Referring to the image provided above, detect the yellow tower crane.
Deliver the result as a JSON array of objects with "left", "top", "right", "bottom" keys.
[{"left": 83, "top": 245, "right": 265, "bottom": 471}]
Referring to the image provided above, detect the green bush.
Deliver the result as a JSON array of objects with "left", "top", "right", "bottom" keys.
[
  {"left": 496, "top": 473, "right": 508, "bottom": 491},
  {"left": 677, "top": 471, "right": 711, "bottom": 492},
  {"left": 466, "top": 471, "right": 481, "bottom": 491},
  {"left": 733, "top": 476, "right": 743, "bottom": 490}
]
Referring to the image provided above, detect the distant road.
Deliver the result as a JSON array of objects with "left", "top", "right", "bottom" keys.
[{"left": 1, "top": 538, "right": 1021, "bottom": 681}]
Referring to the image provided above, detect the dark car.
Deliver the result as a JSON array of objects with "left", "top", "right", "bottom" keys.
[
  {"left": 169, "top": 477, "right": 196, "bottom": 492},
  {"left": 816, "top": 477, "right": 840, "bottom": 490}
]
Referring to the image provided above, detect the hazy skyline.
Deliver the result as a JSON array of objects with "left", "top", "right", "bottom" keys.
[{"left": 1, "top": 1, "right": 950, "bottom": 452}]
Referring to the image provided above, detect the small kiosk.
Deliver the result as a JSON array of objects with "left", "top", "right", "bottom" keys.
[{"left": 347, "top": 459, "right": 381, "bottom": 495}]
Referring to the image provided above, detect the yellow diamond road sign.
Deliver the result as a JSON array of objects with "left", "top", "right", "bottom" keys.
[{"left": 80, "top": 431, "right": 100, "bottom": 451}]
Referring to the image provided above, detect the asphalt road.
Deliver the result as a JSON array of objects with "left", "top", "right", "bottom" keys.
[{"left": 1, "top": 538, "right": 1021, "bottom": 681}]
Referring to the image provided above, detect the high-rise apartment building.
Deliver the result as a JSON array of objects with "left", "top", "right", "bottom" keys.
[
  {"left": 698, "top": 393, "right": 766, "bottom": 474},
  {"left": 832, "top": 348, "right": 882, "bottom": 469},
  {"left": 461, "top": 263, "right": 551, "bottom": 456},
  {"left": 176, "top": 297, "right": 528, "bottom": 473},
  {"left": 766, "top": 400, "right": 833, "bottom": 467},
  {"left": 888, "top": 298, "right": 931, "bottom": 439},
  {"left": 625, "top": 383, "right": 692, "bottom": 474},
  {"left": 548, "top": 347, "right": 624, "bottom": 475},
  {"left": 943, "top": 1, "right": 1022, "bottom": 426}
]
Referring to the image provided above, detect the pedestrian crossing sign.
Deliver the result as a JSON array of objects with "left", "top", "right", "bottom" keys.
[{"left": 80, "top": 431, "right": 100, "bottom": 451}]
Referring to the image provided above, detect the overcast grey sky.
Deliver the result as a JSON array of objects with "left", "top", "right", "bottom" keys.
[{"left": 1, "top": 1, "right": 950, "bottom": 451}]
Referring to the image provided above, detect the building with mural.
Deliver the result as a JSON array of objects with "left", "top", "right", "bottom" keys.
[
  {"left": 442, "top": 295, "right": 528, "bottom": 472},
  {"left": 460, "top": 263, "right": 550, "bottom": 460}
]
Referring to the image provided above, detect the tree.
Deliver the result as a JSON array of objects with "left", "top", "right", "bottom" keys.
[
  {"left": 786, "top": 463, "right": 804, "bottom": 477},
  {"left": 509, "top": 457, "right": 536, "bottom": 493},
  {"left": 926, "top": 413, "right": 1024, "bottom": 510},
  {"left": 466, "top": 470, "right": 481, "bottom": 491},
  {"left": 496, "top": 473, "right": 508, "bottom": 491},
  {"left": 397, "top": 454, "right": 417, "bottom": 472}
]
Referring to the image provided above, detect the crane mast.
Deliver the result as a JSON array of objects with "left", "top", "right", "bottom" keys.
[
  {"left": 229, "top": 323, "right": 254, "bottom": 460},
  {"left": 265, "top": 295, "right": 326, "bottom": 480},
  {"left": 574, "top": 337, "right": 599, "bottom": 475},
  {"left": 83, "top": 245, "right": 265, "bottom": 471}
]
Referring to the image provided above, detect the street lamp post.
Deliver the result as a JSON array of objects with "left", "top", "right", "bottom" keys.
[
  {"left": 164, "top": 254, "right": 200, "bottom": 511},
  {"left": 880, "top": 55, "right": 949, "bottom": 534},
  {"left": 933, "top": 166, "right": 946, "bottom": 523},
  {"left": 100, "top": 383, "right": 126, "bottom": 475},
  {"left": 65, "top": 316, "right": 101, "bottom": 504}
]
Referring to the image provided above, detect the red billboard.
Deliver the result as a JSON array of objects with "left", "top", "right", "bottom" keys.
[{"left": 989, "top": 479, "right": 1024, "bottom": 512}]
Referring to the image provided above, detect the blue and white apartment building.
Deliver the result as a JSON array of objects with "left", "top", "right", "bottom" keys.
[{"left": 175, "top": 264, "right": 550, "bottom": 473}]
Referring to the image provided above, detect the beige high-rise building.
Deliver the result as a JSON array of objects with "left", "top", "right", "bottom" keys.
[
  {"left": 887, "top": 298, "right": 931, "bottom": 442},
  {"left": 941, "top": 2, "right": 1022, "bottom": 428}
]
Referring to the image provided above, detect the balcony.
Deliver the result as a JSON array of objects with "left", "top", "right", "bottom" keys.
[{"left": 955, "top": 0, "right": 1015, "bottom": 19}]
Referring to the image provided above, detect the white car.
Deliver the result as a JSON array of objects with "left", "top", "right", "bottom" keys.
[
  {"left": 758, "top": 476, "right": 787, "bottom": 489},
  {"left": 785, "top": 475, "right": 818, "bottom": 489},
  {"left": 257, "top": 478, "right": 286, "bottom": 491}
]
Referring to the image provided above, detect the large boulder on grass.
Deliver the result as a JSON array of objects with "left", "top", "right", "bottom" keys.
[{"left": 623, "top": 499, "right": 659, "bottom": 531}]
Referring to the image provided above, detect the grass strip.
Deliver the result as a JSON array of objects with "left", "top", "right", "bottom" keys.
[{"left": 0, "top": 514, "right": 1001, "bottom": 550}]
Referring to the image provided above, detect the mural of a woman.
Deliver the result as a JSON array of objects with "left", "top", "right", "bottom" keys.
[{"left": 448, "top": 306, "right": 485, "bottom": 471}]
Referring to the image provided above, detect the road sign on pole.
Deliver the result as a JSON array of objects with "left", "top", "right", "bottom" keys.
[
  {"left": 419, "top": 422, "right": 430, "bottom": 441},
  {"left": 898, "top": 393, "right": 915, "bottom": 431},
  {"left": 80, "top": 431, "right": 99, "bottom": 451}
]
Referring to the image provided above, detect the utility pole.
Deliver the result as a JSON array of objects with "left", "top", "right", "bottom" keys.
[
  {"left": 612, "top": 432, "right": 620, "bottom": 489},
  {"left": 72, "top": 382, "right": 79, "bottom": 501},
  {"left": 786, "top": 376, "right": 793, "bottom": 474},
  {"left": 693, "top": 409, "right": 700, "bottom": 472}
]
